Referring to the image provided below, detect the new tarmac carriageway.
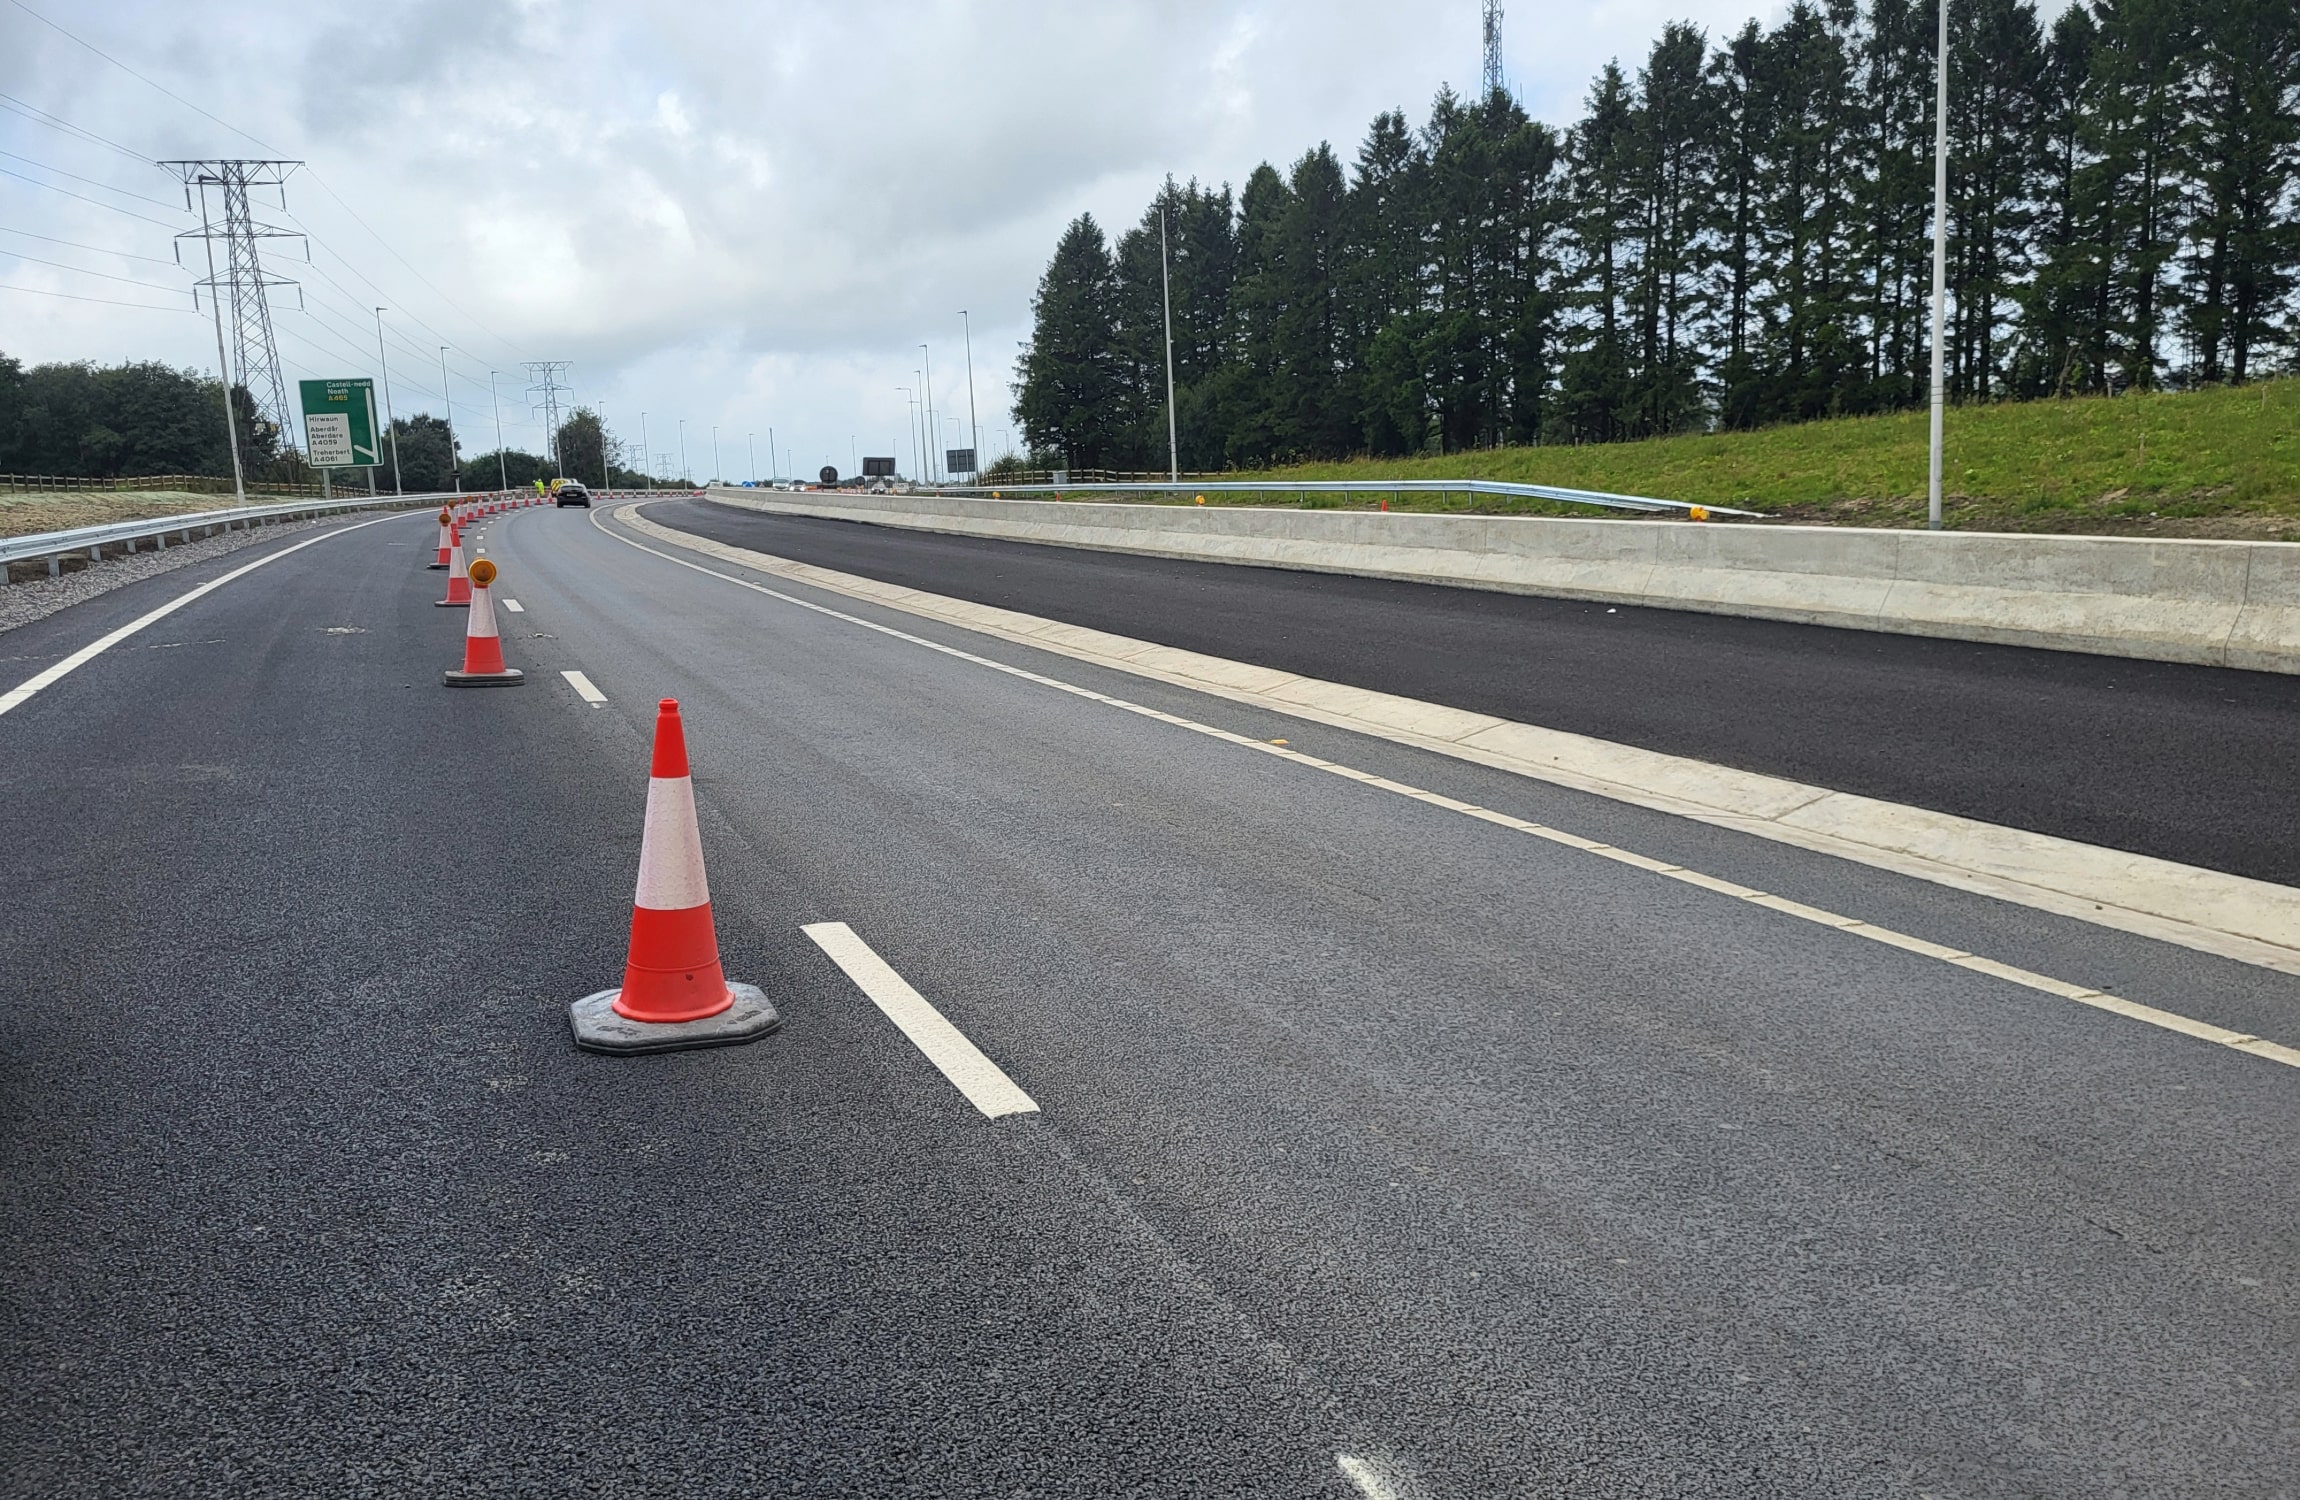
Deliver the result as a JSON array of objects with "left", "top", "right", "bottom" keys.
[{"left": 0, "top": 496, "right": 2293, "bottom": 1497}]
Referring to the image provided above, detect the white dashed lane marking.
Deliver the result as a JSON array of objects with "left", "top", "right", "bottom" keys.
[
  {"left": 560, "top": 670, "right": 607, "bottom": 705},
  {"left": 803, "top": 921, "right": 1039, "bottom": 1119}
]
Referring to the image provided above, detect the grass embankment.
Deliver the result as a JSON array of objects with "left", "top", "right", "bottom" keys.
[
  {"left": 0, "top": 490, "right": 252, "bottom": 536},
  {"left": 0, "top": 485, "right": 345, "bottom": 538},
  {"left": 1212, "top": 379, "right": 2300, "bottom": 538}
]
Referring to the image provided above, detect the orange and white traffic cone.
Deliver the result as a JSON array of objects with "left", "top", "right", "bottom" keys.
[
  {"left": 442, "top": 559, "right": 524, "bottom": 686},
  {"left": 436, "top": 535, "right": 473, "bottom": 607},
  {"left": 569, "top": 699, "right": 778, "bottom": 1055},
  {"left": 430, "top": 507, "right": 453, "bottom": 568}
]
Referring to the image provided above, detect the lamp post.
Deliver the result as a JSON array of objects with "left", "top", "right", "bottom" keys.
[
  {"left": 1160, "top": 207, "right": 1178, "bottom": 482},
  {"left": 374, "top": 308, "right": 401, "bottom": 495},
  {"left": 920, "top": 343, "right": 936, "bottom": 483},
  {"left": 712, "top": 425, "right": 721, "bottom": 486},
  {"left": 640, "top": 411, "right": 652, "bottom": 492},
  {"left": 489, "top": 371, "right": 508, "bottom": 492},
  {"left": 678, "top": 419, "right": 688, "bottom": 486},
  {"left": 438, "top": 346, "right": 460, "bottom": 492},
  {"left": 897, "top": 387, "right": 915, "bottom": 479},
  {"left": 960, "top": 310, "right": 981, "bottom": 478},
  {"left": 748, "top": 431, "right": 757, "bottom": 484},
  {"left": 1927, "top": 0, "right": 1948, "bottom": 531}
]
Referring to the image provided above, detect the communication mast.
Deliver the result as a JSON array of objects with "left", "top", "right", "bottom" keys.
[
  {"left": 1482, "top": 1, "right": 1506, "bottom": 99},
  {"left": 161, "top": 159, "right": 305, "bottom": 459}
]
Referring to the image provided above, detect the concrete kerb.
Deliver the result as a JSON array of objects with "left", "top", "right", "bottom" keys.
[
  {"left": 700, "top": 486, "right": 2300, "bottom": 675},
  {"left": 622, "top": 502, "right": 2300, "bottom": 978}
]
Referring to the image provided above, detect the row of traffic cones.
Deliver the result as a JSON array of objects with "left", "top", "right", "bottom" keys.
[
  {"left": 431, "top": 496, "right": 547, "bottom": 683},
  {"left": 421, "top": 494, "right": 773, "bottom": 1054}
]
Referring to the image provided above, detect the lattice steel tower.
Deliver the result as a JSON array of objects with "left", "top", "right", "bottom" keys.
[
  {"left": 1482, "top": 1, "right": 1505, "bottom": 98},
  {"left": 525, "top": 361, "right": 574, "bottom": 473},
  {"left": 162, "top": 160, "right": 305, "bottom": 457}
]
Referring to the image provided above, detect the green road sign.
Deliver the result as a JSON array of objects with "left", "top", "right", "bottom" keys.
[{"left": 298, "top": 377, "right": 381, "bottom": 468}]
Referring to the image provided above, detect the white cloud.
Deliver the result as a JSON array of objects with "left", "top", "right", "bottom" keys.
[{"left": 2, "top": 0, "right": 1777, "bottom": 477}]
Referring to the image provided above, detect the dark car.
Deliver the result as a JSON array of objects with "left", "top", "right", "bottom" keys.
[{"left": 555, "top": 481, "right": 591, "bottom": 508}]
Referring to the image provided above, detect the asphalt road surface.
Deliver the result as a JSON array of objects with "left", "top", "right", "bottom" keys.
[
  {"left": 653, "top": 498, "right": 2300, "bottom": 887},
  {"left": 2, "top": 502, "right": 2294, "bottom": 1498}
]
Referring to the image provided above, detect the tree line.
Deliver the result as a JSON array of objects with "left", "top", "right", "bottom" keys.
[
  {"left": 1015, "top": 0, "right": 2300, "bottom": 471},
  {"left": 1, "top": 350, "right": 670, "bottom": 490}
]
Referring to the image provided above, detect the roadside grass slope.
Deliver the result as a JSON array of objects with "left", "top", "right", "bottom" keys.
[{"left": 1222, "top": 379, "right": 2300, "bottom": 539}]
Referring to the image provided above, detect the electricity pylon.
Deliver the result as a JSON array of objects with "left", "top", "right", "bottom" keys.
[
  {"left": 161, "top": 159, "right": 305, "bottom": 465},
  {"left": 525, "top": 360, "right": 574, "bottom": 473}
]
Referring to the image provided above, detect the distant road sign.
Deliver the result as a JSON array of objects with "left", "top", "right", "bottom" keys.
[
  {"left": 298, "top": 378, "right": 380, "bottom": 467},
  {"left": 946, "top": 448, "right": 977, "bottom": 474},
  {"left": 819, "top": 465, "right": 839, "bottom": 485},
  {"left": 862, "top": 456, "right": 896, "bottom": 478}
]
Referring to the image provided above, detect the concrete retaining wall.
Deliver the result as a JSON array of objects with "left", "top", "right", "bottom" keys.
[{"left": 704, "top": 487, "right": 2300, "bottom": 674}]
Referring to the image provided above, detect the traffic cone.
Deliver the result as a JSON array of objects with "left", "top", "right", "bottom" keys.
[
  {"left": 435, "top": 536, "right": 472, "bottom": 607},
  {"left": 430, "top": 507, "right": 453, "bottom": 568},
  {"left": 442, "top": 559, "right": 524, "bottom": 687},
  {"left": 569, "top": 699, "right": 779, "bottom": 1055}
]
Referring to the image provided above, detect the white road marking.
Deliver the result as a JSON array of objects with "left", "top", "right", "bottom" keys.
[
  {"left": 1336, "top": 1455, "right": 1404, "bottom": 1500},
  {"left": 594, "top": 509, "right": 2300, "bottom": 1074},
  {"left": 626, "top": 509, "right": 2300, "bottom": 977},
  {"left": 0, "top": 512, "right": 412, "bottom": 719},
  {"left": 560, "top": 669, "right": 607, "bottom": 704},
  {"left": 803, "top": 921, "right": 1040, "bottom": 1119},
  {"left": 501, "top": 598, "right": 524, "bottom": 612}
]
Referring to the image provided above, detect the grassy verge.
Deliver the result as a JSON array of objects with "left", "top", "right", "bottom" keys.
[{"left": 1183, "top": 380, "right": 2300, "bottom": 539}]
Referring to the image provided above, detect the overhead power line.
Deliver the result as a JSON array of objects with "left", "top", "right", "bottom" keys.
[
  {"left": 0, "top": 224, "right": 178, "bottom": 264},
  {"left": 5, "top": 0, "right": 279, "bottom": 155},
  {"left": 0, "top": 279, "right": 192, "bottom": 312},
  {"left": 0, "top": 248, "right": 190, "bottom": 296},
  {"left": 0, "top": 164, "right": 181, "bottom": 227},
  {"left": 0, "top": 148, "right": 183, "bottom": 210},
  {"left": 5, "top": 2, "right": 524, "bottom": 372},
  {"left": 0, "top": 90, "right": 154, "bottom": 164}
]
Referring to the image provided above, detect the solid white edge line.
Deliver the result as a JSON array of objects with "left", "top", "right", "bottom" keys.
[
  {"left": 560, "top": 669, "right": 607, "bottom": 704},
  {"left": 0, "top": 510, "right": 414, "bottom": 719},
  {"left": 588, "top": 506, "right": 2298, "bottom": 1076},
  {"left": 802, "top": 921, "right": 1040, "bottom": 1119}
]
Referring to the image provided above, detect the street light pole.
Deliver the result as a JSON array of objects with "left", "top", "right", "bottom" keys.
[
  {"left": 897, "top": 387, "right": 914, "bottom": 479},
  {"left": 1927, "top": 0, "right": 1949, "bottom": 532},
  {"left": 599, "top": 400, "right": 612, "bottom": 489},
  {"left": 712, "top": 425, "right": 721, "bottom": 487},
  {"left": 768, "top": 426, "right": 777, "bottom": 483},
  {"left": 489, "top": 371, "right": 508, "bottom": 492},
  {"left": 640, "top": 411, "right": 652, "bottom": 492},
  {"left": 438, "top": 347, "right": 461, "bottom": 492},
  {"left": 678, "top": 418, "right": 688, "bottom": 487},
  {"left": 913, "top": 370, "right": 927, "bottom": 484},
  {"left": 960, "top": 309, "right": 981, "bottom": 477},
  {"left": 920, "top": 343, "right": 936, "bottom": 483},
  {"left": 374, "top": 308, "right": 402, "bottom": 495},
  {"left": 1160, "top": 207, "right": 1179, "bottom": 482},
  {"left": 748, "top": 431, "right": 757, "bottom": 484}
]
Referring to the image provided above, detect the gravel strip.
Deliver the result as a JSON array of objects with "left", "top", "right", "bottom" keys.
[{"left": 0, "top": 518, "right": 328, "bottom": 636}]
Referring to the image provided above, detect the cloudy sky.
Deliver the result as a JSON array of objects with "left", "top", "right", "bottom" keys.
[{"left": 2, "top": 0, "right": 1786, "bottom": 481}]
